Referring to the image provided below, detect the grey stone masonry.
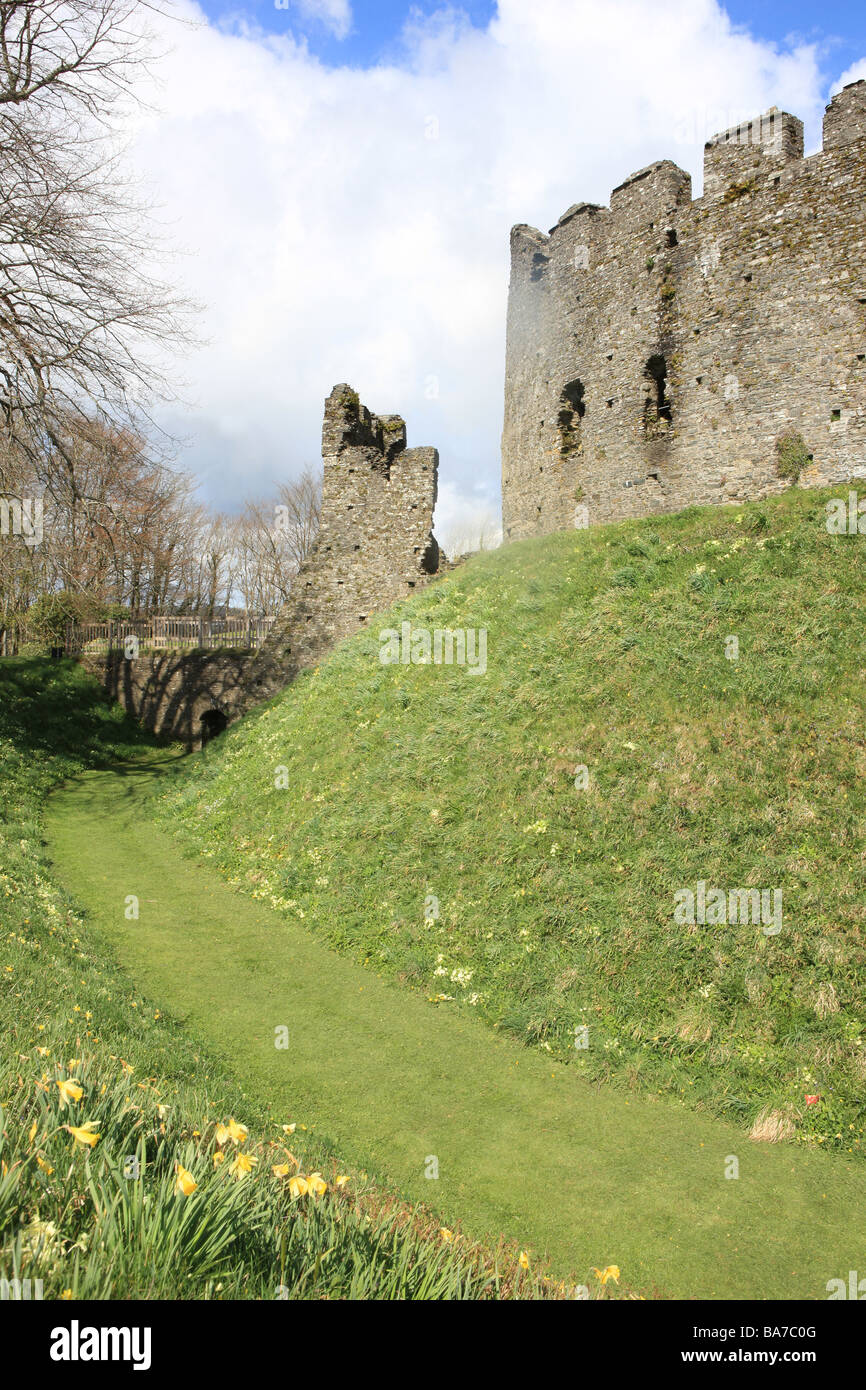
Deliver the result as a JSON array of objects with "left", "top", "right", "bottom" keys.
[
  {"left": 242, "top": 384, "right": 441, "bottom": 701},
  {"left": 501, "top": 84, "right": 866, "bottom": 541},
  {"left": 86, "top": 387, "right": 444, "bottom": 746}
]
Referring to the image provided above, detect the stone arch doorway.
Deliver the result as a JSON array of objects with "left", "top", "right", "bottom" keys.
[{"left": 200, "top": 709, "right": 228, "bottom": 746}]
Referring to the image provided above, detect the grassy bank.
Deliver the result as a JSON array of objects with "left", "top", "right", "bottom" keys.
[
  {"left": 154, "top": 485, "right": 866, "bottom": 1152},
  {"left": 47, "top": 750, "right": 866, "bottom": 1300},
  {"left": 0, "top": 660, "right": 566, "bottom": 1299}
]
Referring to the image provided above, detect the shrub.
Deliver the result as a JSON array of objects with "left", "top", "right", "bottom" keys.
[{"left": 775, "top": 431, "right": 811, "bottom": 483}]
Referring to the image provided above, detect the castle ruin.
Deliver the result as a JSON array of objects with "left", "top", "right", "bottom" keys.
[
  {"left": 501, "top": 81, "right": 866, "bottom": 540},
  {"left": 88, "top": 385, "right": 442, "bottom": 744},
  {"left": 242, "top": 383, "right": 442, "bottom": 701}
]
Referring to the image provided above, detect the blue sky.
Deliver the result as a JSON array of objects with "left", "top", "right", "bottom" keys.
[
  {"left": 133, "top": 1, "right": 866, "bottom": 543},
  {"left": 199, "top": 1, "right": 497, "bottom": 64},
  {"left": 724, "top": 1, "right": 866, "bottom": 80},
  {"left": 198, "top": 0, "right": 866, "bottom": 85}
]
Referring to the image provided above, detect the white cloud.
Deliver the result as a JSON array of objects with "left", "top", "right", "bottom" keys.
[
  {"left": 835, "top": 58, "right": 866, "bottom": 93},
  {"left": 126, "top": 0, "right": 838, "bottom": 531},
  {"left": 283, "top": 0, "right": 352, "bottom": 42}
]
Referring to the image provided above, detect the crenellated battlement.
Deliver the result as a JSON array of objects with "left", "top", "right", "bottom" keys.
[
  {"left": 702, "top": 107, "right": 803, "bottom": 201},
  {"left": 502, "top": 84, "right": 866, "bottom": 541},
  {"left": 823, "top": 79, "right": 866, "bottom": 150}
]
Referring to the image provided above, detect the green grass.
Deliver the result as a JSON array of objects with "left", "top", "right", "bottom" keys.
[
  {"left": 44, "top": 748, "right": 866, "bottom": 1301},
  {"left": 0, "top": 660, "right": 568, "bottom": 1300},
  {"left": 152, "top": 485, "right": 866, "bottom": 1154},
  {"left": 6, "top": 483, "right": 866, "bottom": 1300}
]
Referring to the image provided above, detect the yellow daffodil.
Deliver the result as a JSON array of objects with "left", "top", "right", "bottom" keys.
[
  {"left": 60, "top": 1289, "right": 72, "bottom": 1300},
  {"left": 28, "top": 1119, "right": 38, "bottom": 1144},
  {"left": 217, "top": 1118, "right": 248, "bottom": 1147},
  {"left": 175, "top": 1164, "right": 197, "bottom": 1196},
  {"left": 272, "top": 1163, "right": 291, "bottom": 1178},
  {"left": 439, "top": 1228, "right": 454, "bottom": 1243},
  {"left": 591, "top": 1265, "right": 620, "bottom": 1286},
  {"left": 35, "top": 1046, "right": 50, "bottom": 1057},
  {"left": 281, "top": 1123, "right": 296, "bottom": 1135},
  {"left": 37, "top": 1155, "right": 54, "bottom": 1175},
  {"left": 335, "top": 1175, "right": 349, "bottom": 1188},
  {"left": 289, "top": 1175, "right": 309, "bottom": 1198},
  {"left": 229, "top": 1153, "right": 258, "bottom": 1178},
  {"left": 56, "top": 1078, "right": 83, "bottom": 1108},
  {"left": 307, "top": 1172, "right": 327, "bottom": 1196},
  {"left": 213, "top": 1150, "right": 225, "bottom": 1167},
  {"left": 66, "top": 1123, "right": 99, "bottom": 1148},
  {"left": 518, "top": 1251, "right": 530, "bottom": 1270}
]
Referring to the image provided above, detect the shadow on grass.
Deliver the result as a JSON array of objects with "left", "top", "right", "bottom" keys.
[{"left": 0, "top": 656, "right": 187, "bottom": 774}]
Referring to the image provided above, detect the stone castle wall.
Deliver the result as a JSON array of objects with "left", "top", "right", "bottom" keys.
[
  {"left": 243, "top": 383, "right": 441, "bottom": 704},
  {"left": 85, "top": 386, "right": 443, "bottom": 746},
  {"left": 502, "top": 82, "right": 866, "bottom": 540},
  {"left": 81, "top": 648, "right": 254, "bottom": 747}
]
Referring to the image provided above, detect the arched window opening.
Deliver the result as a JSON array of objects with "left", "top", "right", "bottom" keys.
[
  {"left": 643, "top": 355, "right": 672, "bottom": 435},
  {"left": 557, "top": 379, "right": 586, "bottom": 458}
]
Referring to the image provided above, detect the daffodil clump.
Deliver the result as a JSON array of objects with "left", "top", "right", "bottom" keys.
[{"left": 2, "top": 1024, "right": 599, "bottom": 1299}]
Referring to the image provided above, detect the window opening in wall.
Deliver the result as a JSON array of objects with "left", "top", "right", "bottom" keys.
[
  {"left": 557, "top": 379, "right": 586, "bottom": 458},
  {"left": 643, "top": 354, "right": 672, "bottom": 434}
]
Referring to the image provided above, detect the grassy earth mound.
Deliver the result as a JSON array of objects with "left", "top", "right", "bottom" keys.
[{"left": 156, "top": 486, "right": 866, "bottom": 1154}]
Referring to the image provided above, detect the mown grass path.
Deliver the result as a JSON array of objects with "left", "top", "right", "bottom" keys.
[{"left": 46, "top": 755, "right": 864, "bottom": 1300}]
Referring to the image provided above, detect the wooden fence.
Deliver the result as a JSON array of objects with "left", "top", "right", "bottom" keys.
[{"left": 64, "top": 615, "right": 277, "bottom": 655}]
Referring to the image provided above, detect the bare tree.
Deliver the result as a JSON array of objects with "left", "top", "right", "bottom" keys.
[
  {"left": 0, "top": 2, "right": 191, "bottom": 494},
  {"left": 236, "top": 466, "right": 322, "bottom": 615},
  {"left": 0, "top": 2, "right": 156, "bottom": 117},
  {"left": 437, "top": 509, "right": 501, "bottom": 559}
]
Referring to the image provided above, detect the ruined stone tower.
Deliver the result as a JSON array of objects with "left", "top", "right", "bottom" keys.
[
  {"left": 87, "top": 386, "right": 442, "bottom": 744},
  {"left": 502, "top": 81, "right": 866, "bottom": 540},
  {"left": 244, "top": 384, "right": 441, "bottom": 700}
]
